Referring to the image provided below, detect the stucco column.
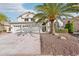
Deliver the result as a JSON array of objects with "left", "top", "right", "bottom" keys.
[{"left": 29, "top": 18, "right": 31, "bottom": 22}]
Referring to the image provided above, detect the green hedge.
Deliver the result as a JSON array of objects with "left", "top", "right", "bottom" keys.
[
  {"left": 56, "top": 29, "right": 68, "bottom": 33},
  {"left": 65, "top": 21, "right": 74, "bottom": 33}
]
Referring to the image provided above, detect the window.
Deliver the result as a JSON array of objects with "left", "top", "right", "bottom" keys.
[
  {"left": 24, "top": 18, "right": 28, "bottom": 21},
  {"left": 31, "top": 18, "right": 34, "bottom": 21}
]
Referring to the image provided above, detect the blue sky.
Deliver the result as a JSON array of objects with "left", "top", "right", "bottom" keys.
[
  {"left": 0, "top": 3, "right": 79, "bottom": 22},
  {"left": 0, "top": 3, "right": 42, "bottom": 21},
  {"left": 23, "top": 3, "right": 42, "bottom": 10}
]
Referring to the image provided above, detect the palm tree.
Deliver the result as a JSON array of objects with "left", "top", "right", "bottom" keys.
[
  {"left": 0, "top": 13, "right": 8, "bottom": 32},
  {"left": 0, "top": 13, "right": 7, "bottom": 23},
  {"left": 33, "top": 3, "right": 79, "bottom": 35}
]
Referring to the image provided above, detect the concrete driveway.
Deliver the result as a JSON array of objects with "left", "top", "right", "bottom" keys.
[{"left": 0, "top": 33, "right": 41, "bottom": 56}]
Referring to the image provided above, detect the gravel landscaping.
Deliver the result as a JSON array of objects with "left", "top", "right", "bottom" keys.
[{"left": 41, "top": 33, "right": 79, "bottom": 56}]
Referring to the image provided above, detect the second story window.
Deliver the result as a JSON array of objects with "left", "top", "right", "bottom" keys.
[{"left": 24, "top": 18, "right": 28, "bottom": 22}]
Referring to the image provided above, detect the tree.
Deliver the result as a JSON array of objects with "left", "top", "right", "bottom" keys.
[
  {"left": 33, "top": 3, "right": 79, "bottom": 35},
  {"left": 0, "top": 13, "right": 8, "bottom": 32},
  {"left": 0, "top": 13, "right": 7, "bottom": 24}
]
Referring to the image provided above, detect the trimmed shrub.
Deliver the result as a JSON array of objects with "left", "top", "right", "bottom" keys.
[
  {"left": 65, "top": 21, "right": 74, "bottom": 33},
  {"left": 56, "top": 29, "right": 68, "bottom": 33}
]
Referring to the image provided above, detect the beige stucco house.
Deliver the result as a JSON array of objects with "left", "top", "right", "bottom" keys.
[
  {"left": 0, "top": 12, "right": 65, "bottom": 33},
  {"left": 0, "top": 22, "right": 11, "bottom": 32},
  {"left": 74, "top": 16, "right": 79, "bottom": 32}
]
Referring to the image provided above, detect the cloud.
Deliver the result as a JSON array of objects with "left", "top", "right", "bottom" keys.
[
  {"left": 0, "top": 3, "right": 26, "bottom": 13},
  {"left": 0, "top": 3, "right": 36, "bottom": 14}
]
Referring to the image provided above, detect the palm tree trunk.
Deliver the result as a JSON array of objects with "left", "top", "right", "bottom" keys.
[
  {"left": 49, "top": 20, "right": 55, "bottom": 34},
  {"left": 49, "top": 20, "right": 66, "bottom": 39}
]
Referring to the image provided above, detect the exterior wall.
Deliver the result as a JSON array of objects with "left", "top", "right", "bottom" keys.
[
  {"left": 74, "top": 20, "right": 79, "bottom": 32},
  {"left": 10, "top": 23, "right": 41, "bottom": 33},
  {"left": 4, "top": 26, "right": 10, "bottom": 32},
  {"left": 0, "top": 25, "right": 4, "bottom": 32},
  {"left": 17, "top": 17, "right": 24, "bottom": 22},
  {"left": 46, "top": 22, "right": 50, "bottom": 32}
]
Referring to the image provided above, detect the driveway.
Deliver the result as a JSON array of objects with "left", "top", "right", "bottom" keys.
[{"left": 0, "top": 33, "right": 41, "bottom": 56}]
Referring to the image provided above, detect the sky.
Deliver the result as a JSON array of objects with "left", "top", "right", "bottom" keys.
[
  {"left": 0, "top": 3, "right": 42, "bottom": 22},
  {"left": 0, "top": 3, "right": 79, "bottom": 22}
]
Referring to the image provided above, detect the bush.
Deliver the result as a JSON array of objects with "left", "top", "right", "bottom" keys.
[
  {"left": 71, "top": 21, "right": 74, "bottom": 32},
  {"left": 65, "top": 21, "right": 74, "bottom": 33},
  {"left": 56, "top": 29, "right": 68, "bottom": 33}
]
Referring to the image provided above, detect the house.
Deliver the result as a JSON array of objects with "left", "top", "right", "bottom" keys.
[
  {"left": 0, "top": 12, "right": 64, "bottom": 33},
  {"left": 9, "top": 12, "right": 42, "bottom": 33},
  {"left": 0, "top": 22, "right": 10, "bottom": 32},
  {"left": 74, "top": 16, "right": 79, "bottom": 32}
]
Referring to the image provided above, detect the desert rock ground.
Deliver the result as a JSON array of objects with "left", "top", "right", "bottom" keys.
[{"left": 41, "top": 33, "right": 79, "bottom": 56}]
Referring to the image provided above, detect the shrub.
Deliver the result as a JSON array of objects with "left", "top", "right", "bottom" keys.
[
  {"left": 56, "top": 29, "right": 68, "bottom": 33},
  {"left": 70, "top": 21, "right": 74, "bottom": 33},
  {"left": 65, "top": 20, "right": 74, "bottom": 33}
]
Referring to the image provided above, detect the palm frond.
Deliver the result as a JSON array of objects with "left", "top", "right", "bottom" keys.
[
  {"left": 34, "top": 3, "right": 79, "bottom": 23},
  {"left": 60, "top": 13, "right": 74, "bottom": 17},
  {"left": 33, "top": 13, "right": 47, "bottom": 23}
]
